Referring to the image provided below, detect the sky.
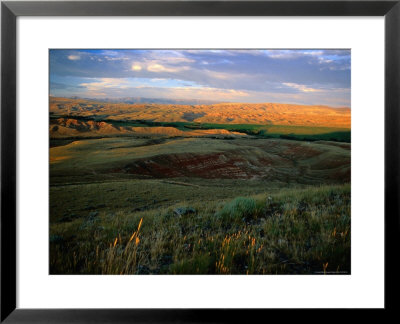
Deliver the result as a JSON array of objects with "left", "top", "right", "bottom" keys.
[{"left": 50, "top": 49, "right": 351, "bottom": 107}]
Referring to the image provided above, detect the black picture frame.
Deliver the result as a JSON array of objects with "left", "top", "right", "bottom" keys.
[{"left": 1, "top": 0, "right": 399, "bottom": 322}]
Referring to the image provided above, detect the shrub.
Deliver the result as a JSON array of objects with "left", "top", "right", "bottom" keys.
[{"left": 216, "top": 197, "right": 257, "bottom": 222}]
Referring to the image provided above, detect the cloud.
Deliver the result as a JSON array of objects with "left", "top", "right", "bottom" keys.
[
  {"left": 127, "top": 85, "right": 250, "bottom": 101},
  {"left": 154, "top": 56, "right": 194, "bottom": 64},
  {"left": 147, "top": 63, "right": 189, "bottom": 73},
  {"left": 50, "top": 82, "right": 85, "bottom": 90},
  {"left": 67, "top": 55, "right": 80, "bottom": 61},
  {"left": 50, "top": 49, "right": 351, "bottom": 106},
  {"left": 282, "top": 83, "right": 323, "bottom": 93},
  {"left": 131, "top": 64, "right": 142, "bottom": 71},
  {"left": 79, "top": 78, "right": 130, "bottom": 91},
  {"left": 204, "top": 70, "right": 232, "bottom": 80},
  {"left": 53, "top": 75, "right": 350, "bottom": 107}
]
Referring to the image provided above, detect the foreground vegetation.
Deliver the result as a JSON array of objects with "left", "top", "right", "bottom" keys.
[{"left": 50, "top": 183, "right": 350, "bottom": 275}]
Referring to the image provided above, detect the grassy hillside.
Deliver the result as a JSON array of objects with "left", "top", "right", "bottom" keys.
[
  {"left": 50, "top": 137, "right": 350, "bottom": 185},
  {"left": 50, "top": 116, "right": 351, "bottom": 142},
  {"left": 50, "top": 96, "right": 351, "bottom": 142},
  {"left": 50, "top": 183, "right": 350, "bottom": 274},
  {"left": 49, "top": 137, "right": 351, "bottom": 275},
  {"left": 49, "top": 98, "right": 351, "bottom": 275},
  {"left": 50, "top": 97, "right": 351, "bottom": 128}
]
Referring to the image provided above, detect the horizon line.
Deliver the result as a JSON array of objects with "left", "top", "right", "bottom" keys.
[{"left": 49, "top": 95, "right": 351, "bottom": 109}]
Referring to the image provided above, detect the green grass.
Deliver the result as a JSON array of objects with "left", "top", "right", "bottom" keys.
[
  {"left": 50, "top": 115, "right": 351, "bottom": 143},
  {"left": 49, "top": 134, "right": 351, "bottom": 275},
  {"left": 188, "top": 123, "right": 351, "bottom": 142},
  {"left": 50, "top": 183, "right": 350, "bottom": 275},
  {"left": 49, "top": 178, "right": 289, "bottom": 223},
  {"left": 50, "top": 137, "right": 350, "bottom": 186},
  {"left": 216, "top": 197, "right": 259, "bottom": 222}
]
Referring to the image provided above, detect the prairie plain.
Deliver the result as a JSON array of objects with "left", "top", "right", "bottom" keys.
[{"left": 50, "top": 97, "right": 351, "bottom": 275}]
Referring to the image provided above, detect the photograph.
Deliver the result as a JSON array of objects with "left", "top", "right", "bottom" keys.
[{"left": 49, "top": 49, "right": 351, "bottom": 275}]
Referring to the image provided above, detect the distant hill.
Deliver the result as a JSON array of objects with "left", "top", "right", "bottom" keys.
[
  {"left": 66, "top": 96, "right": 222, "bottom": 106},
  {"left": 50, "top": 97, "right": 351, "bottom": 129},
  {"left": 49, "top": 117, "right": 247, "bottom": 139}
]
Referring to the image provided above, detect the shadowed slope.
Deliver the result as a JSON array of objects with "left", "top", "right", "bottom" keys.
[{"left": 50, "top": 137, "right": 350, "bottom": 184}]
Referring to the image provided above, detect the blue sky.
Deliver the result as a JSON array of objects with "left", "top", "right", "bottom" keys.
[{"left": 50, "top": 49, "right": 351, "bottom": 107}]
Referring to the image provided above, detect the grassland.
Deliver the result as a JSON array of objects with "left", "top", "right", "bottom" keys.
[
  {"left": 50, "top": 134, "right": 350, "bottom": 274},
  {"left": 49, "top": 96, "right": 351, "bottom": 142},
  {"left": 50, "top": 183, "right": 350, "bottom": 274},
  {"left": 50, "top": 97, "right": 351, "bottom": 128},
  {"left": 50, "top": 115, "right": 351, "bottom": 142},
  {"left": 50, "top": 137, "right": 350, "bottom": 184},
  {"left": 49, "top": 97, "right": 351, "bottom": 275}
]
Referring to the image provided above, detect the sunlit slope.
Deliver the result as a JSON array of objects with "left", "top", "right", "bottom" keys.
[
  {"left": 50, "top": 137, "right": 350, "bottom": 185},
  {"left": 50, "top": 117, "right": 246, "bottom": 138},
  {"left": 50, "top": 97, "right": 351, "bottom": 128}
]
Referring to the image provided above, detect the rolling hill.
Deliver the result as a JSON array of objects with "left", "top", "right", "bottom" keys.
[{"left": 50, "top": 97, "right": 351, "bottom": 128}]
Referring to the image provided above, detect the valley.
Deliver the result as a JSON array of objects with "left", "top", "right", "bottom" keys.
[{"left": 50, "top": 97, "right": 351, "bottom": 275}]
